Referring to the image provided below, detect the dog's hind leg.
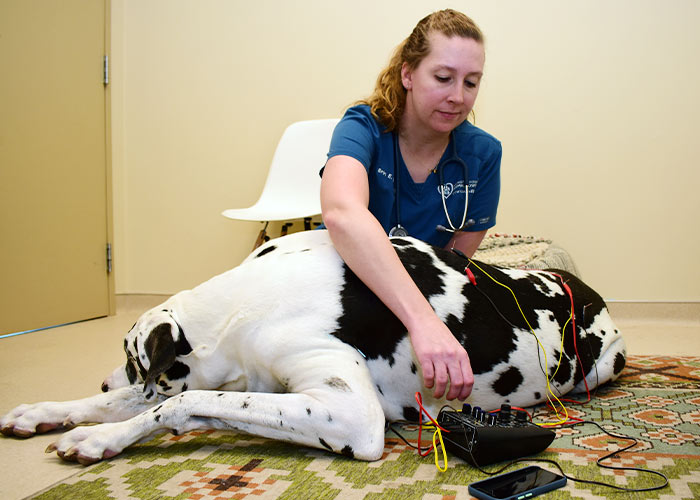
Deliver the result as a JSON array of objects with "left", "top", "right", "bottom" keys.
[{"left": 1, "top": 385, "right": 167, "bottom": 438}]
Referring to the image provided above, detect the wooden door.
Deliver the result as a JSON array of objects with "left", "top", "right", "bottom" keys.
[{"left": 0, "top": 0, "right": 112, "bottom": 335}]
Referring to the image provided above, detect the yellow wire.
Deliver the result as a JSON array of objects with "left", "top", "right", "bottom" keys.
[
  {"left": 466, "top": 259, "right": 570, "bottom": 426},
  {"left": 549, "top": 314, "right": 571, "bottom": 381},
  {"left": 432, "top": 428, "right": 448, "bottom": 472}
]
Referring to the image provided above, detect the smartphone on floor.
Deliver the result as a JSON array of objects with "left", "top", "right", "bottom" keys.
[{"left": 468, "top": 465, "right": 567, "bottom": 500}]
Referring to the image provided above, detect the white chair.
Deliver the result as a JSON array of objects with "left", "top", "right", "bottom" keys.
[{"left": 222, "top": 118, "right": 339, "bottom": 249}]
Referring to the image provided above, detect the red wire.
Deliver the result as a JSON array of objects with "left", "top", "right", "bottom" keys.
[
  {"left": 414, "top": 392, "right": 448, "bottom": 457},
  {"left": 536, "top": 272, "right": 591, "bottom": 424},
  {"left": 553, "top": 273, "right": 591, "bottom": 403}
]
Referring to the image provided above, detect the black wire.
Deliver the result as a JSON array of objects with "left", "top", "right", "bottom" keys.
[
  {"left": 388, "top": 422, "right": 433, "bottom": 454},
  {"left": 393, "top": 411, "right": 668, "bottom": 491},
  {"left": 464, "top": 420, "right": 668, "bottom": 493}
]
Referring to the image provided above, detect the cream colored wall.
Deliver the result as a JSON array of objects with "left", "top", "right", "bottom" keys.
[{"left": 111, "top": 0, "right": 700, "bottom": 301}]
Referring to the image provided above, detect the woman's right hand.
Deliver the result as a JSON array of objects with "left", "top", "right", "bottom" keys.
[{"left": 406, "top": 312, "right": 474, "bottom": 400}]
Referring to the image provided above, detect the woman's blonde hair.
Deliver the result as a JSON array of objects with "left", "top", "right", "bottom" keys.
[{"left": 360, "top": 9, "right": 484, "bottom": 132}]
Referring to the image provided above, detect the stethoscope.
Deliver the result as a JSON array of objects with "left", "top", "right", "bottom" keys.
[{"left": 388, "top": 131, "right": 474, "bottom": 237}]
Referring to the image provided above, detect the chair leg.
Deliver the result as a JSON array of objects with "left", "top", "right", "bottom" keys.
[{"left": 252, "top": 222, "right": 270, "bottom": 251}]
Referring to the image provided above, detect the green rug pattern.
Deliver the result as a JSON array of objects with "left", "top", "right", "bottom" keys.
[{"left": 29, "top": 356, "right": 700, "bottom": 499}]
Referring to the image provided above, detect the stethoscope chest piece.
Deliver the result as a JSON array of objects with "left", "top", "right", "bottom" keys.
[{"left": 389, "top": 225, "right": 409, "bottom": 237}]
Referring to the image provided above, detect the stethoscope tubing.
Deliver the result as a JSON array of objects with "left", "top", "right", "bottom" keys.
[{"left": 390, "top": 131, "right": 471, "bottom": 237}]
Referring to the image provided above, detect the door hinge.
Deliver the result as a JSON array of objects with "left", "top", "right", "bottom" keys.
[
  {"left": 106, "top": 243, "right": 113, "bottom": 273},
  {"left": 103, "top": 55, "right": 109, "bottom": 85}
]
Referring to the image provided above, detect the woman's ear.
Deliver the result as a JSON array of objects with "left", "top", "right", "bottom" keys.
[{"left": 401, "top": 62, "right": 413, "bottom": 91}]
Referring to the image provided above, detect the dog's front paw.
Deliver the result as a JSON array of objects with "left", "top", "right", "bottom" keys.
[
  {"left": 47, "top": 423, "right": 127, "bottom": 465},
  {"left": 1, "top": 402, "right": 77, "bottom": 438}
]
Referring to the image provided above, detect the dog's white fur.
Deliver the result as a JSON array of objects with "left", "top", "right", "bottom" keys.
[{"left": 1, "top": 230, "right": 626, "bottom": 465}]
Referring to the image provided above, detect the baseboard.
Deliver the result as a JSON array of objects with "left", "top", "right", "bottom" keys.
[
  {"left": 607, "top": 301, "right": 700, "bottom": 324},
  {"left": 115, "top": 294, "right": 171, "bottom": 313}
]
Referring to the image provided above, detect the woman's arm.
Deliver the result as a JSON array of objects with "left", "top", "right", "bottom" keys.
[
  {"left": 446, "top": 229, "right": 487, "bottom": 258},
  {"left": 321, "top": 155, "right": 473, "bottom": 401}
]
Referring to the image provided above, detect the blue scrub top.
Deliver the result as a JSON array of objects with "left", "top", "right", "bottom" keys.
[{"left": 322, "top": 105, "right": 501, "bottom": 248}]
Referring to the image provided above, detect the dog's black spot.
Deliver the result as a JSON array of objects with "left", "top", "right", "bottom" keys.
[
  {"left": 241, "top": 399, "right": 250, "bottom": 409},
  {"left": 162, "top": 309, "right": 168, "bottom": 313},
  {"left": 254, "top": 245, "right": 277, "bottom": 258},
  {"left": 341, "top": 445, "right": 354, "bottom": 458},
  {"left": 395, "top": 245, "right": 449, "bottom": 297},
  {"left": 327, "top": 413, "right": 333, "bottom": 423},
  {"left": 331, "top": 244, "right": 447, "bottom": 363},
  {"left": 158, "top": 380, "right": 172, "bottom": 391},
  {"left": 155, "top": 415, "right": 161, "bottom": 422},
  {"left": 319, "top": 438, "right": 333, "bottom": 452},
  {"left": 165, "top": 361, "right": 190, "bottom": 381},
  {"left": 174, "top": 323, "right": 192, "bottom": 356},
  {"left": 389, "top": 238, "right": 412, "bottom": 247},
  {"left": 549, "top": 352, "right": 573, "bottom": 387},
  {"left": 376, "top": 385, "right": 384, "bottom": 395},
  {"left": 613, "top": 352, "right": 626, "bottom": 375},
  {"left": 410, "top": 363, "right": 417, "bottom": 374},
  {"left": 403, "top": 406, "right": 420, "bottom": 422},
  {"left": 145, "top": 389, "right": 154, "bottom": 399},
  {"left": 125, "top": 361, "right": 138, "bottom": 384},
  {"left": 182, "top": 383, "right": 188, "bottom": 392},
  {"left": 330, "top": 264, "right": 406, "bottom": 364},
  {"left": 171, "top": 428, "right": 179, "bottom": 436},
  {"left": 325, "top": 377, "right": 351, "bottom": 392},
  {"left": 534, "top": 392, "right": 541, "bottom": 400},
  {"left": 218, "top": 393, "right": 224, "bottom": 397},
  {"left": 153, "top": 404, "right": 163, "bottom": 413},
  {"left": 279, "top": 420, "right": 284, "bottom": 427},
  {"left": 492, "top": 367, "right": 523, "bottom": 396},
  {"left": 549, "top": 313, "right": 555, "bottom": 322},
  {"left": 135, "top": 354, "right": 148, "bottom": 381},
  {"left": 306, "top": 408, "right": 311, "bottom": 416}
]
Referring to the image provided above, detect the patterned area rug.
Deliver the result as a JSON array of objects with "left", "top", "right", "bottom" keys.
[{"left": 29, "top": 356, "right": 700, "bottom": 499}]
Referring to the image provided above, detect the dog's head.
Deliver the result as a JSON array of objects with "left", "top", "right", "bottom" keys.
[{"left": 102, "top": 307, "right": 193, "bottom": 400}]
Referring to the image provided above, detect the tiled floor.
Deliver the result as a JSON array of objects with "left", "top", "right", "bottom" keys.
[{"left": 0, "top": 296, "right": 698, "bottom": 499}]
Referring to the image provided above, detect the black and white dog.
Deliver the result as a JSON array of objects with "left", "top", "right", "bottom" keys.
[{"left": 1, "top": 230, "right": 626, "bottom": 465}]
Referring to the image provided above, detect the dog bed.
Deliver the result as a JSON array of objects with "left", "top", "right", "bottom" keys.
[{"left": 472, "top": 234, "right": 580, "bottom": 277}]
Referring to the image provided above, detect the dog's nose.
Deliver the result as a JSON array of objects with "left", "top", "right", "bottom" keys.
[{"left": 101, "top": 382, "right": 110, "bottom": 392}]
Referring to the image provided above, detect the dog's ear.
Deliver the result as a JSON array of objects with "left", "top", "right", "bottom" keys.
[{"left": 142, "top": 323, "right": 177, "bottom": 399}]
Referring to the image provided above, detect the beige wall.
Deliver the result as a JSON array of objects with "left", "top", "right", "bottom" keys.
[{"left": 111, "top": 0, "right": 700, "bottom": 301}]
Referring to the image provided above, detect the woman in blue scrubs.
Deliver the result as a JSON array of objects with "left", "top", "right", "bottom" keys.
[{"left": 321, "top": 9, "right": 502, "bottom": 401}]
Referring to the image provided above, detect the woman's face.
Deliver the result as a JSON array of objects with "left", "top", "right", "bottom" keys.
[{"left": 401, "top": 32, "right": 485, "bottom": 136}]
